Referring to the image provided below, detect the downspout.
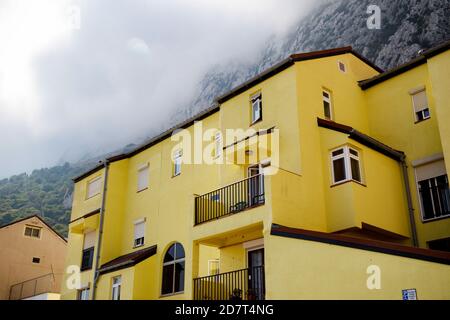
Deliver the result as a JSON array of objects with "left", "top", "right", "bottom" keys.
[
  {"left": 400, "top": 155, "right": 419, "bottom": 247},
  {"left": 91, "top": 160, "right": 110, "bottom": 300}
]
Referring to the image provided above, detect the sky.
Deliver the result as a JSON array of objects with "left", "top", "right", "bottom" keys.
[{"left": 0, "top": 0, "right": 319, "bottom": 179}]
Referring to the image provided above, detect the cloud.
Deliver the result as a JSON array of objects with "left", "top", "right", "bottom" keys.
[{"left": 0, "top": 0, "right": 318, "bottom": 178}]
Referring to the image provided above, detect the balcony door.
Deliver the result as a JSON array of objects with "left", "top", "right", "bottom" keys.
[
  {"left": 247, "top": 248, "right": 265, "bottom": 300},
  {"left": 248, "top": 165, "right": 264, "bottom": 206}
]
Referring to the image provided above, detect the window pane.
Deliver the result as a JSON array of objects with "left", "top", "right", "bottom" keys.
[
  {"left": 350, "top": 158, "right": 361, "bottom": 182},
  {"left": 164, "top": 244, "right": 175, "bottom": 262},
  {"left": 174, "top": 262, "right": 185, "bottom": 293},
  {"left": 332, "top": 149, "right": 343, "bottom": 157},
  {"left": 419, "top": 180, "right": 434, "bottom": 219},
  {"left": 31, "top": 228, "right": 40, "bottom": 238},
  {"left": 162, "top": 264, "right": 174, "bottom": 294},
  {"left": 323, "top": 101, "right": 331, "bottom": 119},
  {"left": 322, "top": 91, "right": 329, "bottom": 99},
  {"left": 437, "top": 175, "right": 450, "bottom": 214},
  {"left": 349, "top": 149, "right": 359, "bottom": 156},
  {"left": 24, "top": 227, "right": 32, "bottom": 237},
  {"left": 175, "top": 243, "right": 185, "bottom": 259},
  {"left": 333, "top": 158, "right": 346, "bottom": 182}
]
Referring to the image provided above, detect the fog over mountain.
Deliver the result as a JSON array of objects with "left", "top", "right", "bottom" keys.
[{"left": 0, "top": 0, "right": 449, "bottom": 233}]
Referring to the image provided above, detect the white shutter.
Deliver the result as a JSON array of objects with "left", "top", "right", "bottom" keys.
[
  {"left": 83, "top": 231, "right": 96, "bottom": 249},
  {"left": 137, "top": 165, "right": 149, "bottom": 191},
  {"left": 134, "top": 220, "right": 145, "bottom": 240},
  {"left": 415, "top": 159, "right": 446, "bottom": 182},
  {"left": 412, "top": 90, "right": 428, "bottom": 112},
  {"left": 87, "top": 177, "right": 101, "bottom": 198}
]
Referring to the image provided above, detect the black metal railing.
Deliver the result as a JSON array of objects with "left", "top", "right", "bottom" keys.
[
  {"left": 193, "top": 266, "right": 265, "bottom": 300},
  {"left": 195, "top": 174, "right": 265, "bottom": 225},
  {"left": 9, "top": 273, "right": 57, "bottom": 300}
]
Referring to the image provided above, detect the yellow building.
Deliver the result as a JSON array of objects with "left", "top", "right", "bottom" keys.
[
  {"left": 62, "top": 41, "right": 450, "bottom": 300},
  {"left": 0, "top": 215, "right": 67, "bottom": 300}
]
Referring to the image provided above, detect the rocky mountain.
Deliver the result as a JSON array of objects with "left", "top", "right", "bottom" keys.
[
  {"left": 189, "top": 0, "right": 450, "bottom": 115},
  {"left": 1, "top": 0, "right": 448, "bottom": 234}
]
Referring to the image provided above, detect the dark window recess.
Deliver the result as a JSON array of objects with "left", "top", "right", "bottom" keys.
[
  {"left": 81, "top": 247, "right": 94, "bottom": 271},
  {"left": 162, "top": 242, "right": 185, "bottom": 295},
  {"left": 428, "top": 237, "right": 450, "bottom": 253},
  {"left": 333, "top": 158, "right": 346, "bottom": 182},
  {"left": 419, "top": 174, "right": 450, "bottom": 221},
  {"left": 416, "top": 108, "right": 430, "bottom": 122},
  {"left": 32, "top": 257, "right": 40, "bottom": 264}
]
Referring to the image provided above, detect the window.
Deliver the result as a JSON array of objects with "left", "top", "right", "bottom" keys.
[
  {"left": 338, "top": 61, "right": 346, "bottom": 73},
  {"left": 111, "top": 276, "right": 121, "bottom": 300},
  {"left": 250, "top": 93, "right": 262, "bottom": 124},
  {"left": 214, "top": 132, "right": 222, "bottom": 158},
  {"left": 331, "top": 146, "right": 362, "bottom": 184},
  {"left": 134, "top": 219, "right": 145, "bottom": 248},
  {"left": 322, "top": 90, "right": 333, "bottom": 120},
  {"left": 137, "top": 164, "right": 149, "bottom": 192},
  {"left": 87, "top": 176, "right": 101, "bottom": 199},
  {"left": 161, "top": 242, "right": 185, "bottom": 295},
  {"left": 208, "top": 259, "right": 220, "bottom": 276},
  {"left": 418, "top": 174, "right": 450, "bottom": 221},
  {"left": 78, "top": 287, "right": 90, "bottom": 300},
  {"left": 81, "top": 231, "right": 96, "bottom": 271},
  {"left": 173, "top": 149, "right": 182, "bottom": 176},
  {"left": 24, "top": 226, "right": 41, "bottom": 238},
  {"left": 428, "top": 237, "right": 450, "bottom": 253},
  {"left": 32, "top": 257, "right": 40, "bottom": 264},
  {"left": 411, "top": 89, "right": 430, "bottom": 122}
]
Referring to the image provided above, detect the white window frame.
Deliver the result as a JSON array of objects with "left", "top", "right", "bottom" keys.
[
  {"left": 250, "top": 93, "right": 262, "bottom": 124},
  {"left": 133, "top": 218, "right": 146, "bottom": 248},
  {"left": 24, "top": 226, "right": 41, "bottom": 239},
  {"left": 111, "top": 276, "right": 121, "bottom": 300},
  {"left": 338, "top": 61, "right": 346, "bottom": 73},
  {"left": 322, "top": 89, "right": 333, "bottom": 120},
  {"left": 330, "top": 146, "right": 362, "bottom": 185},
  {"left": 86, "top": 176, "right": 102, "bottom": 199},
  {"left": 173, "top": 149, "right": 182, "bottom": 176},
  {"left": 78, "top": 287, "right": 90, "bottom": 300},
  {"left": 137, "top": 164, "right": 149, "bottom": 192}
]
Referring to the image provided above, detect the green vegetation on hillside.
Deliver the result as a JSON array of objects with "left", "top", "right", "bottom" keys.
[{"left": 0, "top": 163, "right": 87, "bottom": 237}]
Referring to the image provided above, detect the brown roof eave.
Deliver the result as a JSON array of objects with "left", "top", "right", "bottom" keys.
[
  {"left": 271, "top": 224, "right": 450, "bottom": 265},
  {"left": 359, "top": 39, "right": 450, "bottom": 90}
]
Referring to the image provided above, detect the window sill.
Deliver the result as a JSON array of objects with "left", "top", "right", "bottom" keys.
[
  {"left": 172, "top": 173, "right": 181, "bottom": 178},
  {"left": 414, "top": 117, "right": 431, "bottom": 124},
  {"left": 421, "top": 214, "right": 450, "bottom": 224},
  {"left": 160, "top": 291, "right": 184, "bottom": 298},
  {"left": 137, "top": 187, "right": 148, "bottom": 193},
  {"left": 330, "top": 179, "right": 366, "bottom": 188},
  {"left": 133, "top": 244, "right": 145, "bottom": 249}
]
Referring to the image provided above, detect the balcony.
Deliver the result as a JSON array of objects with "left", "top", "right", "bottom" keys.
[
  {"left": 193, "top": 266, "right": 265, "bottom": 300},
  {"left": 9, "top": 273, "right": 59, "bottom": 300},
  {"left": 194, "top": 174, "right": 265, "bottom": 225}
]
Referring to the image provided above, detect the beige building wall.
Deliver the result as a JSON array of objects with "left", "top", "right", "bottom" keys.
[{"left": 0, "top": 215, "right": 67, "bottom": 300}]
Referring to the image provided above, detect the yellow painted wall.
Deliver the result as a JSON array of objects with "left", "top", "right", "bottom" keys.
[
  {"left": 364, "top": 58, "right": 450, "bottom": 247},
  {"left": 96, "top": 268, "right": 134, "bottom": 300},
  {"left": 63, "top": 49, "right": 450, "bottom": 300},
  {"left": 266, "top": 234, "right": 450, "bottom": 299},
  {"left": 427, "top": 51, "right": 450, "bottom": 176},
  {"left": 318, "top": 128, "right": 410, "bottom": 237}
]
